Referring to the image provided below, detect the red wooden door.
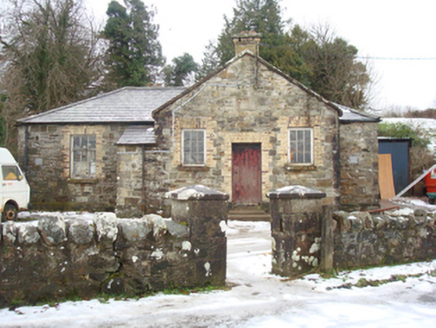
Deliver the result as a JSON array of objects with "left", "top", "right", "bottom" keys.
[{"left": 232, "top": 143, "right": 262, "bottom": 205}]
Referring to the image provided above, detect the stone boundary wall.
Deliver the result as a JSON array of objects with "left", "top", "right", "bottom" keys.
[
  {"left": 0, "top": 211, "right": 226, "bottom": 307},
  {"left": 268, "top": 184, "right": 436, "bottom": 277},
  {"left": 333, "top": 208, "right": 436, "bottom": 269}
]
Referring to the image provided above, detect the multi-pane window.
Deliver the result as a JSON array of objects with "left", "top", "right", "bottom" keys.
[
  {"left": 289, "top": 128, "right": 313, "bottom": 164},
  {"left": 182, "top": 130, "right": 205, "bottom": 165},
  {"left": 71, "top": 135, "right": 96, "bottom": 178}
]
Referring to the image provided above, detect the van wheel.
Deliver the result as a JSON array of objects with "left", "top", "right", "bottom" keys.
[{"left": 2, "top": 204, "right": 18, "bottom": 221}]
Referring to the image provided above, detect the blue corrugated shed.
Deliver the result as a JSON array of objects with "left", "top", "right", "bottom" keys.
[{"left": 378, "top": 137, "right": 412, "bottom": 194}]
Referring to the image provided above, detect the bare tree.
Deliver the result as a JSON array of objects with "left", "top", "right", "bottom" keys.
[
  {"left": 0, "top": 0, "right": 103, "bottom": 148},
  {"left": 305, "top": 22, "right": 374, "bottom": 109}
]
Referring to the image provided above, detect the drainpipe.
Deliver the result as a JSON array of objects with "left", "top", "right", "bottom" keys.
[
  {"left": 255, "top": 46, "right": 259, "bottom": 89},
  {"left": 141, "top": 144, "right": 146, "bottom": 215},
  {"left": 24, "top": 125, "right": 29, "bottom": 177}
]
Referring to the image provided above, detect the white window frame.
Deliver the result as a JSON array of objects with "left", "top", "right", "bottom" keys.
[
  {"left": 70, "top": 135, "right": 97, "bottom": 179},
  {"left": 288, "top": 128, "right": 313, "bottom": 165},
  {"left": 181, "top": 129, "right": 206, "bottom": 166}
]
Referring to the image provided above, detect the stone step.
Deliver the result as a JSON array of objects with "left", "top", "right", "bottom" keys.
[{"left": 228, "top": 208, "right": 271, "bottom": 221}]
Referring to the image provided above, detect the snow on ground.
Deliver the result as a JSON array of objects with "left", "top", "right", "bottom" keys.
[
  {"left": 393, "top": 197, "right": 436, "bottom": 212},
  {"left": 1, "top": 220, "right": 436, "bottom": 328}
]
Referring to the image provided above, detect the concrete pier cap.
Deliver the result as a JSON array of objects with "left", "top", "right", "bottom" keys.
[
  {"left": 267, "top": 185, "right": 326, "bottom": 200},
  {"left": 165, "top": 185, "right": 229, "bottom": 201}
]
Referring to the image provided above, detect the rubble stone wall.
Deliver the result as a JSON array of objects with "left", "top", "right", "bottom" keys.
[
  {"left": 115, "top": 145, "right": 172, "bottom": 218},
  {"left": 268, "top": 186, "right": 328, "bottom": 277},
  {"left": 17, "top": 124, "right": 128, "bottom": 212},
  {"left": 153, "top": 54, "right": 341, "bottom": 208},
  {"left": 333, "top": 209, "right": 436, "bottom": 269},
  {"left": 0, "top": 211, "right": 226, "bottom": 307},
  {"left": 339, "top": 122, "right": 380, "bottom": 211}
]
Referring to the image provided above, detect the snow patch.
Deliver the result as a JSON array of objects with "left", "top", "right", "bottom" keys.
[
  {"left": 389, "top": 207, "right": 415, "bottom": 217},
  {"left": 151, "top": 249, "right": 164, "bottom": 260},
  {"left": 292, "top": 250, "right": 300, "bottom": 262},
  {"left": 204, "top": 262, "right": 212, "bottom": 277},
  {"left": 268, "top": 185, "right": 323, "bottom": 197},
  {"left": 309, "top": 242, "right": 320, "bottom": 254},
  {"left": 166, "top": 185, "right": 219, "bottom": 199},
  {"left": 219, "top": 220, "right": 228, "bottom": 233},
  {"left": 182, "top": 241, "right": 192, "bottom": 251}
]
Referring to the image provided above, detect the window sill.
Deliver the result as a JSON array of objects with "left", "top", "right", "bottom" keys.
[
  {"left": 68, "top": 178, "right": 98, "bottom": 184},
  {"left": 283, "top": 164, "right": 317, "bottom": 172},
  {"left": 178, "top": 165, "right": 210, "bottom": 172}
]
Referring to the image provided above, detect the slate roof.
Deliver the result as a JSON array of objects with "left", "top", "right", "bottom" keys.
[
  {"left": 336, "top": 104, "right": 381, "bottom": 123},
  {"left": 16, "top": 56, "right": 377, "bottom": 128},
  {"left": 116, "top": 126, "right": 156, "bottom": 145},
  {"left": 18, "top": 87, "right": 186, "bottom": 124}
]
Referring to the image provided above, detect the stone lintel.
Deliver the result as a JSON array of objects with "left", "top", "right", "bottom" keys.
[
  {"left": 267, "top": 185, "right": 326, "bottom": 200},
  {"left": 165, "top": 185, "right": 229, "bottom": 201}
]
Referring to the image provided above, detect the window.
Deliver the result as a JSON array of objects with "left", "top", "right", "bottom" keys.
[
  {"left": 182, "top": 130, "right": 205, "bottom": 165},
  {"left": 2, "top": 166, "right": 21, "bottom": 181},
  {"left": 289, "top": 128, "right": 313, "bottom": 164},
  {"left": 71, "top": 135, "right": 96, "bottom": 179}
]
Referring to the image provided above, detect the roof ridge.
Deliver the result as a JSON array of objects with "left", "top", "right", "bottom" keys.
[{"left": 123, "top": 86, "right": 187, "bottom": 90}]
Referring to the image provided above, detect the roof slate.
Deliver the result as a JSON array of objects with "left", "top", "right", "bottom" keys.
[
  {"left": 18, "top": 87, "right": 186, "bottom": 124},
  {"left": 116, "top": 126, "right": 156, "bottom": 145},
  {"left": 336, "top": 104, "right": 380, "bottom": 123}
]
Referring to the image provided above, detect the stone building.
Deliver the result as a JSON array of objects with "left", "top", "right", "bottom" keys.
[{"left": 17, "top": 32, "right": 380, "bottom": 217}]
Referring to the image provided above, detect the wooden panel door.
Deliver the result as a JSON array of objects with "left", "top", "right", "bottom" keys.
[{"left": 232, "top": 143, "right": 262, "bottom": 205}]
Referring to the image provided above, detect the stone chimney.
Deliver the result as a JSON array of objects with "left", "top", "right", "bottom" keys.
[{"left": 232, "top": 31, "right": 262, "bottom": 56}]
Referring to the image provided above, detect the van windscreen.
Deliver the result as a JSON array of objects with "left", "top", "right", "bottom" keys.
[{"left": 2, "top": 166, "right": 20, "bottom": 181}]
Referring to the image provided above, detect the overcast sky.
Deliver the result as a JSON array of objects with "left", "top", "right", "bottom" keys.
[{"left": 87, "top": 0, "right": 436, "bottom": 111}]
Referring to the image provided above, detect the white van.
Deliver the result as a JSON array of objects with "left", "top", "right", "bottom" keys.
[{"left": 0, "top": 147, "right": 30, "bottom": 221}]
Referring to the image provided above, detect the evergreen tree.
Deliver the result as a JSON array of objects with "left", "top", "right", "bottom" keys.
[
  {"left": 198, "top": 0, "right": 313, "bottom": 86},
  {"left": 196, "top": 41, "right": 221, "bottom": 80},
  {"left": 163, "top": 53, "right": 198, "bottom": 86},
  {"left": 199, "top": 0, "right": 372, "bottom": 109},
  {"left": 214, "top": 0, "right": 287, "bottom": 65},
  {"left": 102, "top": 0, "right": 164, "bottom": 88}
]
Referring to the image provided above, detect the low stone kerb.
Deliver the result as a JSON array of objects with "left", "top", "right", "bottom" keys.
[
  {"left": 165, "top": 185, "right": 229, "bottom": 201},
  {"left": 267, "top": 185, "right": 326, "bottom": 199}
]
